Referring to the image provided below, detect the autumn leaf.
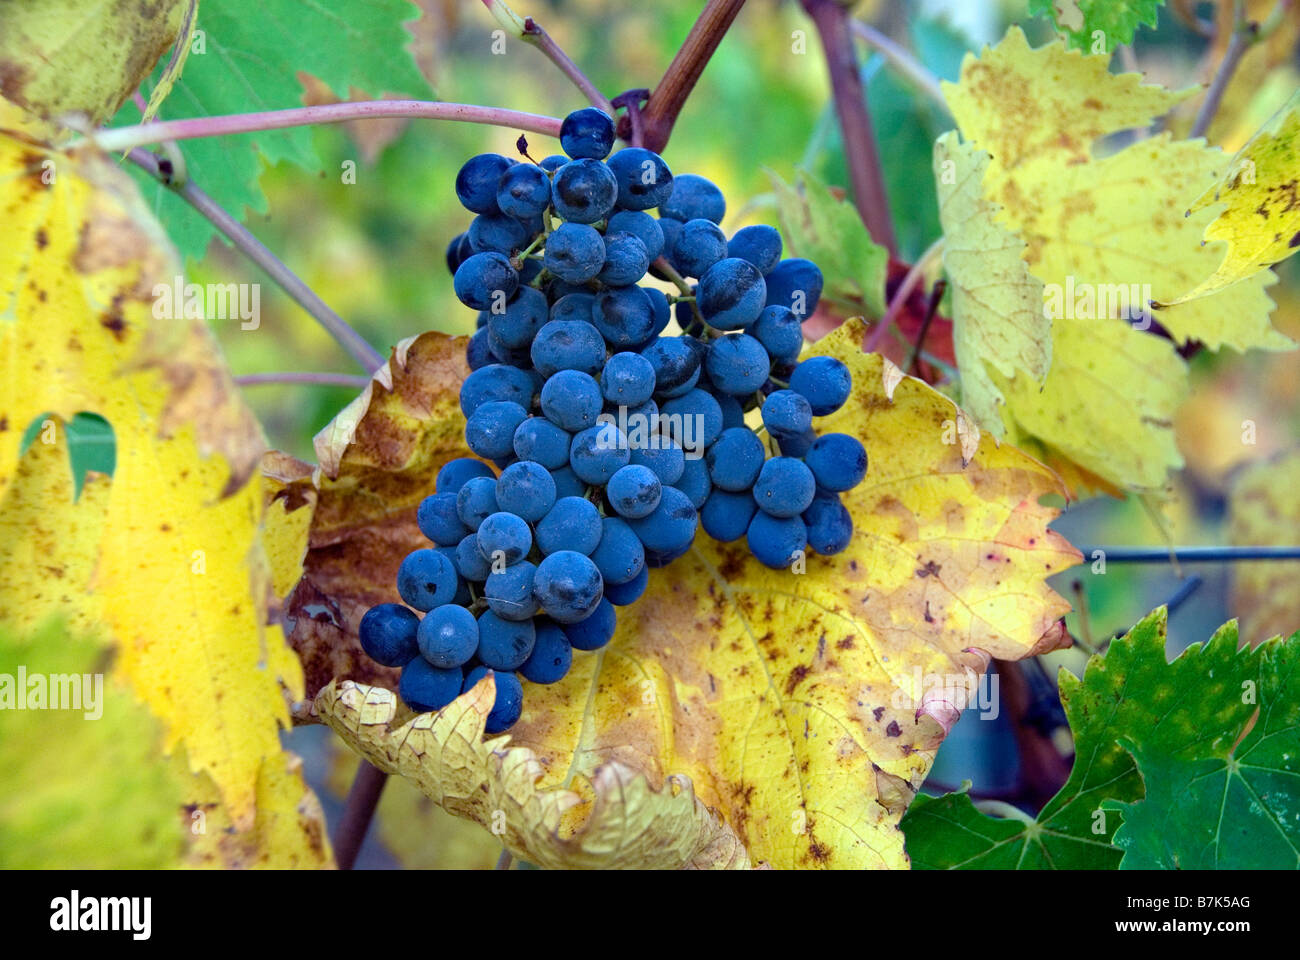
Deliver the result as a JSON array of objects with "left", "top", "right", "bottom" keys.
[
  {"left": 1229, "top": 447, "right": 1300, "bottom": 648},
  {"left": 0, "top": 0, "right": 188, "bottom": 129},
  {"left": 940, "top": 28, "right": 1293, "bottom": 493},
  {"left": 0, "top": 107, "right": 323, "bottom": 859},
  {"left": 933, "top": 131, "right": 1049, "bottom": 439},
  {"left": 1028, "top": 0, "right": 1163, "bottom": 53},
  {"left": 289, "top": 318, "right": 1078, "bottom": 869},
  {"left": 1162, "top": 90, "right": 1300, "bottom": 305}
]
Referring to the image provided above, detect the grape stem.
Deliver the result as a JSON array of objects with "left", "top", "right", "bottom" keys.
[
  {"left": 803, "top": 0, "right": 898, "bottom": 256},
  {"left": 127, "top": 148, "right": 385, "bottom": 373},
  {"left": 84, "top": 101, "right": 564, "bottom": 154},
  {"left": 636, "top": 0, "right": 749, "bottom": 152},
  {"left": 1189, "top": 0, "right": 1261, "bottom": 140},
  {"left": 480, "top": 0, "right": 616, "bottom": 116},
  {"left": 333, "top": 761, "right": 389, "bottom": 870},
  {"left": 905, "top": 278, "right": 946, "bottom": 375},
  {"left": 495, "top": 849, "right": 515, "bottom": 870},
  {"left": 864, "top": 237, "right": 944, "bottom": 354},
  {"left": 850, "top": 20, "right": 947, "bottom": 113}
]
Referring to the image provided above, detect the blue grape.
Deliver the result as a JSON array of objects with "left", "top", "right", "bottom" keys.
[
  {"left": 701, "top": 489, "right": 757, "bottom": 542},
  {"left": 519, "top": 619, "right": 573, "bottom": 684},
  {"left": 644, "top": 289, "right": 673, "bottom": 347},
  {"left": 534, "top": 550, "right": 604, "bottom": 623},
  {"left": 671, "top": 219, "right": 727, "bottom": 278},
  {"left": 590, "top": 516, "right": 645, "bottom": 585},
  {"left": 535, "top": 495, "right": 602, "bottom": 556},
  {"left": 641, "top": 336, "right": 703, "bottom": 398},
  {"left": 607, "top": 210, "right": 664, "bottom": 261},
  {"left": 487, "top": 286, "right": 548, "bottom": 350},
  {"left": 468, "top": 211, "right": 531, "bottom": 255},
  {"left": 603, "top": 564, "right": 648, "bottom": 605},
  {"left": 747, "top": 512, "right": 807, "bottom": 569},
  {"left": 605, "top": 147, "right": 673, "bottom": 210},
  {"left": 550, "top": 291, "right": 597, "bottom": 324},
  {"left": 455, "top": 533, "right": 492, "bottom": 581},
  {"left": 512, "top": 417, "right": 571, "bottom": 470},
  {"left": 417, "top": 492, "right": 470, "bottom": 545},
  {"left": 459, "top": 363, "right": 536, "bottom": 417},
  {"left": 467, "top": 327, "right": 493, "bottom": 370},
  {"left": 456, "top": 475, "right": 500, "bottom": 531},
  {"left": 417, "top": 604, "right": 479, "bottom": 668},
  {"left": 358, "top": 603, "right": 420, "bottom": 666},
  {"left": 466, "top": 400, "right": 529, "bottom": 459},
  {"left": 551, "top": 464, "right": 586, "bottom": 499},
  {"left": 656, "top": 217, "right": 684, "bottom": 268},
  {"left": 789, "top": 356, "right": 851, "bottom": 415},
  {"left": 716, "top": 392, "right": 745, "bottom": 430},
  {"left": 706, "top": 427, "right": 765, "bottom": 491},
  {"left": 400, "top": 658, "right": 464, "bottom": 713},
  {"left": 453, "top": 252, "right": 519, "bottom": 310},
  {"left": 600, "top": 351, "right": 656, "bottom": 406},
  {"left": 765, "top": 258, "right": 824, "bottom": 318},
  {"left": 607, "top": 464, "right": 662, "bottom": 519},
  {"left": 727, "top": 224, "right": 783, "bottom": 274},
  {"left": 753, "top": 456, "right": 816, "bottom": 518},
  {"left": 804, "top": 433, "right": 868, "bottom": 491},
  {"left": 551, "top": 158, "right": 618, "bottom": 223},
  {"left": 745, "top": 305, "right": 803, "bottom": 364},
  {"left": 446, "top": 231, "right": 472, "bottom": 275},
  {"left": 435, "top": 546, "right": 474, "bottom": 606},
  {"left": 544, "top": 222, "right": 605, "bottom": 283},
  {"left": 698, "top": 257, "right": 766, "bottom": 330},
  {"left": 761, "top": 389, "right": 813, "bottom": 440},
  {"left": 569, "top": 423, "right": 630, "bottom": 484},
  {"left": 560, "top": 107, "right": 616, "bottom": 160},
  {"left": 630, "top": 436, "right": 685, "bottom": 485},
  {"left": 397, "top": 548, "right": 459, "bottom": 611},
  {"left": 598, "top": 233, "right": 650, "bottom": 286},
  {"left": 455, "top": 153, "right": 512, "bottom": 214},
  {"left": 495, "top": 460, "right": 557, "bottom": 523},
  {"left": 475, "top": 610, "right": 536, "bottom": 670},
  {"left": 591, "top": 285, "right": 659, "bottom": 349},
  {"left": 496, "top": 163, "right": 551, "bottom": 219},
  {"left": 675, "top": 455, "right": 713, "bottom": 508},
  {"left": 777, "top": 428, "right": 816, "bottom": 458},
  {"left": 486, "top": 328, "right": 533, "bottom": 367},
  {"left": 626, "top": 486, "right": 697, "bottom": 553},
  {"left": 539, "top": 154, "right": 568, "bottom": 172},
  {"left": 659, "top": 388, "right": 722, "bottom": 452},
  {"left": 540, "top": 369, "right": 603, "bottom": 431},
  {"left": 484, "top": 561, "right": 539, "bottom": 620},
  {"left": 476, "top": 511, "right": 533, "bottom": 565},
  {"left": 803, "top": 492, "right": 852, "bottom": 555},
  {"left": 662, "top": 173, "right": 725, "bottom": 223},
  {"left": 530, "top": 319, "right": 606, "bottom": 378},
  {"left": 705, "top": 334, "right": 769, "bottom": 396},
  {"left": 462, "top": 667, "right": 524, "bottom": 733},
  {"left": 562, "top": 597, "right": 616, "bottom": 651}
]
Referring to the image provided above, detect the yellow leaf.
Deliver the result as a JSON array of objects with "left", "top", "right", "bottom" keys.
[
  {"left": 140, "top": 0, "right": 200, "bottom": 125},
  {"left": 1164, "top": 91, "right": 1300, "bottom": 305},
  {"left": 0, "top": 0, "right": 187, "bottom": 128},
  {"left": 1229, "top": 447, "right": 1300, "bottom": 648},
  {"left": 0, "top": 115, "right": 304, "bottom": 830},
  {"left": 941, "top": 27, "right": 1293, "bottom": 493},
  {"left": 933, "top": 132, "right": 1048, "bottom": 438},
  {"left": 299, "top": 320, "right": 1077, "bottom": 869}
]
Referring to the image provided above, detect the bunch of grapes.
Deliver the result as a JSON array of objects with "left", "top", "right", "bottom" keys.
[{"left": 359, "top": 108, "right": 868, "bottom": 732}]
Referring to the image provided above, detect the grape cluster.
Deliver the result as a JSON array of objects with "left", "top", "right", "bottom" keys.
[{"left": 359, "top": 108, "right": 868, "bottom": 731}]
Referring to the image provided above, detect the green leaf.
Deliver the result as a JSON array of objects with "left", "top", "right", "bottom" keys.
[
  {"left": 767, "top": 167, "right": 888, "bottom": 320},
  {"left": 112, "top": 0, "right": 430, "bottom": 259},
  {"left": 1028, "top": 0, "right": 1164, "bottom": 53},
  {"left": 902, "top": 611, "right": 1163, "bottom": 869},
  {"left": 1104, "top": 619, "right": 1300, "bottom": 869}
]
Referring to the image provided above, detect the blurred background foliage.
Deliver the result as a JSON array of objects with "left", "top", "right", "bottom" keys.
[{"left": 149, "top": 0, "right": 1299, "bottom": 842}]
